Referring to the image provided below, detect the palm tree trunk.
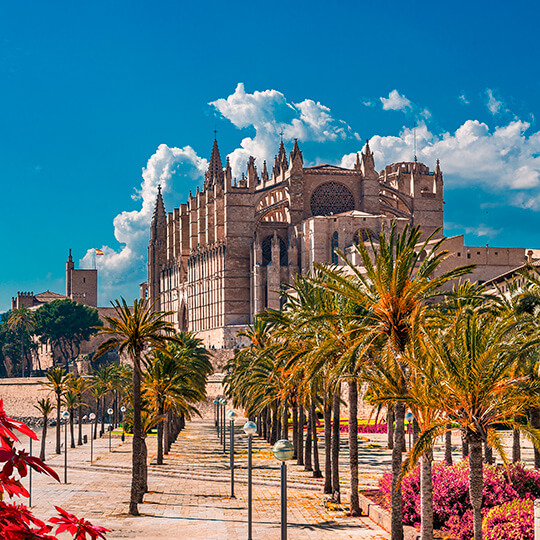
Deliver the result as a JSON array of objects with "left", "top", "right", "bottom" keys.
[
  {"left": 324, "top": 396, "right": 332, "bottom": 494},
  {"left": 512, "top": 416, "right": 521, "bottom": 462},
  {"left": 304, "top": 406, "right": 312, "bottom": 471},
  {"left": 129, "top": 362, "right": 143, "bottom": 516},
  {"left": 163, "top": 410, "right": 169, "bottom": 456},
  {"left": 138, "top": 437, "right": 148, "bottom": 502},
  {"left": 292, "top": 400, "right": 298, "bottom": 459},
  {"left": 391, "top": 401, "right": 405, "bottom": 540},
  {"left": 70, "top": 409, "right": 75, "bottom": 448},
  {"left": 281, "top": 402, "right": 288, "bottom": 440},
  {"left": 331, "top": 388, "right": 340, "bottom": 503},
  {"left": 311, "top": 400, "right": 322, "bottom": 478},
  {"left": 483, "top": 441, "right": 494, "bottom": 464},
  {"left": 297, "top": 405, "right": 304, "bottom": 466},
  {"left": 94, "top": 397, "right": 99, "bottom": 439},
  {"left": 530, "top": 407, "right": 540, "bottom": 468},
  {"left": 461, "top": 431, "right": 469, "bottom": 458},
  {"left": 56, "top": 393, "right": 61, "bottom": 454},
  {"left": 445, "top": 426, "right": 453, "bottom": 465},
  {"left": 420, "top": 448, "right": 434, "bottom": 540},
  {"left": 468, "top": 433, "right": 483, "bottom": 540},
  {"left": 157, "top": 403, "right": 164, "bottom": 465},
  {"left": 271, "top": 403, "right": 279, "bottom": 445},
  {"left": 387, "top": 405, "right": 394, "bottom": 450},
  {"left": 77, "top": 404, "right": 83, "bottom": 446},
  {"left": 348, "top": 380, "right": 360, "bottom": 516},
  {"left": 101, "top": 396, "right": 106, "bottom": 436},
  {"left": 40, "top": 417, "right": 48, "bottom": 461}
]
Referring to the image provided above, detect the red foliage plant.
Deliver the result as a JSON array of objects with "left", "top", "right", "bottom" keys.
[{"left": 0, "top": 398, "right": 109, "bottom": 539}]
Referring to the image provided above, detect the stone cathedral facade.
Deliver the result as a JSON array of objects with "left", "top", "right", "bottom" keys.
[{"left": 141, "top": 139, "right": 530, "bottom": 348}]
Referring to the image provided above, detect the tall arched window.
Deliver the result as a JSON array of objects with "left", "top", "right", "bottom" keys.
[{"left": 331, "top": 231, "right": 339, "bottom": 265}]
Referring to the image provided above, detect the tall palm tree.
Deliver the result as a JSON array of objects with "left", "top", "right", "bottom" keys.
[
  {"left": 316, "top": 223, "right": 472, "bottom": 540},
  {"left": 44, "top": 367, "right": 72, "bottom": 454},
  {"left": 7, "top": 307, "right": 35, "bottom": 377},
  {"left": 95, "top": 297, "right": 176, "bottom": 516},
  {"left": 34, "top": 397, "right": 54, "bottom": 461},
  {"left": 405, "top": 308, "right": 540, "bottom": 540},
  {"left": 89, "top": 380, "right": 107, "bottom": 440}
]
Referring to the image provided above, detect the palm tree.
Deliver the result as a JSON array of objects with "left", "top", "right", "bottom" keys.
[
  {"left": 34, "top": 397, "right": 53, "bottom": 461},
  {"left": 405, "top": 308, "right": 540, "bottom": 540},
  {"left": 315, "top": 223, "right": 472, "bottom": 540},
  {"left": 69, "top": 376, "right": 90, "bottom": 445},
  {"left": 89, "top": 380, "right": 107, "bottom": 440},
  {"left": 63, "top": 389, "right": 78, "bottom": 449},
  {"left": 95, "top": 298, "right": 176, "bottom": 516},
  {"left": 7, "top": 307, "right": 35, "bottom": 377},
  {"left": 144, "top": 345, "right": 209, "bottom": 465},
  {"left": 44, "top": 367, "right": 72, "bottom": 454}
]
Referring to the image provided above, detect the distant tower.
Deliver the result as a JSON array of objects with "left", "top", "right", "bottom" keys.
[
  {"left": 66, "top": 249, "right": 74, "bottom": 299},
  {"left": 66, "top": 249, "right": 97, "bottom": 306},
  {"left": 148, "top": 185, "right": 167, "bottom": 311}
]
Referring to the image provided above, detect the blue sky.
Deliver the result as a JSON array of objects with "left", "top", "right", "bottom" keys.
[{"left": 1, "top": 0, "right": 539, "bottom": 311}]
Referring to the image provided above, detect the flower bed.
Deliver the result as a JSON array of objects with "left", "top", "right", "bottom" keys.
[
  {"left": 315, "top": 418, "right": 387, "bottom": 434},
  {"left": 378, "top": 460, "right": 540, "bottom": 539}
]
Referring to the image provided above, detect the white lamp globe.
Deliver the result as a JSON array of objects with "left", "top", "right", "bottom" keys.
[
  {"left": 243, "top": 421, "right": 257, "bottom": 436},
  {"left": 272, "top": 439, "right": 294, "bottom": 462},
  {"left": 226, "top": 410, "right": 237, "bottom": 421}
]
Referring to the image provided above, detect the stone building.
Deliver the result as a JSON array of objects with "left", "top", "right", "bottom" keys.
[{"left": 142, "top": 139, "right": 535, "bottom": 348}]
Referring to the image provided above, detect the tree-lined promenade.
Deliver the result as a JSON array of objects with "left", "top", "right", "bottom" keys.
[{"left": 224, "top": 224, "right": 540, "bottom": 540}]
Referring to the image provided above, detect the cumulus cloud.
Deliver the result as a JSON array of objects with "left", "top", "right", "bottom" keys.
[
  {"left": 486, "top": 88, "right": 504, "bottom": 115},
  {"left": 341, "top": 118, "right": 540, "bottom": 206},
  {"left": 380, "top": 89, "right": 412, "bottom": 111},
  {"left": 458, "top": 93, "right": 470, "bottom": 105},
  {"left": 80, "top": 144, "right": 207, "bottom": 301},
  {"left": 210, "top": 83, "right": 358, "bottom": 177}
]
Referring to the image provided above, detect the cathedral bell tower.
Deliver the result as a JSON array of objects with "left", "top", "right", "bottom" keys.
[{"left": 148, "top": 185, "right": 167, "bottom": 311}]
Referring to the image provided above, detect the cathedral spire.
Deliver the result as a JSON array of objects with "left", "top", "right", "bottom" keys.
[
  {"left": 204, "top": 139, "right": 225, "bottom": 190},
  {"left": 277, "top": 140, "right": 288, "bottom": 171},
  {"left": 360, "top": 139, "right": 376, "bottom": 177},
  {"left": 261, "top": 160, "right": 269, "bottom": 181},
  {"left": 151, "top": 185, "right": 166, "bottom": 241}
]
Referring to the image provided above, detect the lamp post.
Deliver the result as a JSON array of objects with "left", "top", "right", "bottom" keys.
[
  {"left": 107, "top": 408, "right": 114, "bottom": 451},
  {"left": 226, "top": 410, "right": 237, "bottom": 498},
  {"left": 88, "top": 413, "right": 96, "bottom": 462},
  {"left": 214, "top": 399, "right": 220, "bottom": 437},
  {"left": 220, "top": 399, "right": 227, "bottom": 453},
  {"left": 28, "top": 436, "right": 32, "bottom": 507},
  {"left": 243, "top": 420, "right": 257, "bottom": 540},
  {"left": 273, "top": 439, "right": 294, "bottom": 540},
  {"left": 120, "top": 406, "right": 126, "bottom": 442},
  {"left": 62, "top": 410, "right": 69, "bottom": 483}
]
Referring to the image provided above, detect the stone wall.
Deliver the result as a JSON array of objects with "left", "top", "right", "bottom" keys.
[{"left": 0, "top": 378, "right": 54, "bottom": 419}]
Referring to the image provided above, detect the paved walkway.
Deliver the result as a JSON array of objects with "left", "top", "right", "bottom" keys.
[{"left": 19, "top": 419, "right": 390, "bottom": 539}]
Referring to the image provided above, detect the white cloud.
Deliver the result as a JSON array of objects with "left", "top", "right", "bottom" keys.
[
  {"left": 486, "top": 88, "right": 504, "bottom": 115},
  {"left": 80, "top": 144, "right": 207, "bottom": 301},
  {"left": 445, "top": 222, "right": 502, "bottom": 238},
  {"left": 340, "top": 118, "right": 540, "bottom": 204},
  {"left": 380, "top": 90, "right": 412, "bottom": 111},
  {"left": 210, "top": 83, "right": 358, "bottom": 177},
  {"left": 458, "top": 93, "right": 470, "bottom": 105}
]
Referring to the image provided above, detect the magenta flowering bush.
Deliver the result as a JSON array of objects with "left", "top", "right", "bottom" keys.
[
  {"left": 378, "top": 460, "right": 540, "bottom": 535},
  {"left": 483, "top": 498, "right": 533, "bottom": 540}
]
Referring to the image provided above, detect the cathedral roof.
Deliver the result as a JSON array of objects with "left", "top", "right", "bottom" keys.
[{"left": 204, "top": 139, "right": 225, "bottom": 190}]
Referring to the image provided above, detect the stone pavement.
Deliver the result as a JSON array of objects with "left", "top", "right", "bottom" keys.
[{"left": 19, "top": 420, "right": 390, "bottom": 539}]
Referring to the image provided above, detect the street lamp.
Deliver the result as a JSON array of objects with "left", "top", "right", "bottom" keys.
[
  {"left": 88, "top": 413, "right": 96, "bottom": 462},
  {"left": 28, "top": 436, "right": 33, "bottom": 507},
  {"left": 220, "top": 399, "right": 227, "bottom": 453},
  {"left": 243, "top": 420, "right": 257, "bottom": 540},
  {"left": 273, "top": 439, "right": 294, "bottom": 540},
  {"left": 107, "top": 408, "right": 114, "bottom": 451},
  {"left": 405, "top": 411, "right": 413, "bottom": 450},
  {"left": 62, "top": 410, "right": 69, "bottom": 484},
  {"left": 226, "top": 410, "right": 237, "bottom": 498},
  {"left": 120, "top": 406, "right": 126, "bottom": 442},
  {"left": 213, "top": 399, "right": 219, "bottom": 429}
]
